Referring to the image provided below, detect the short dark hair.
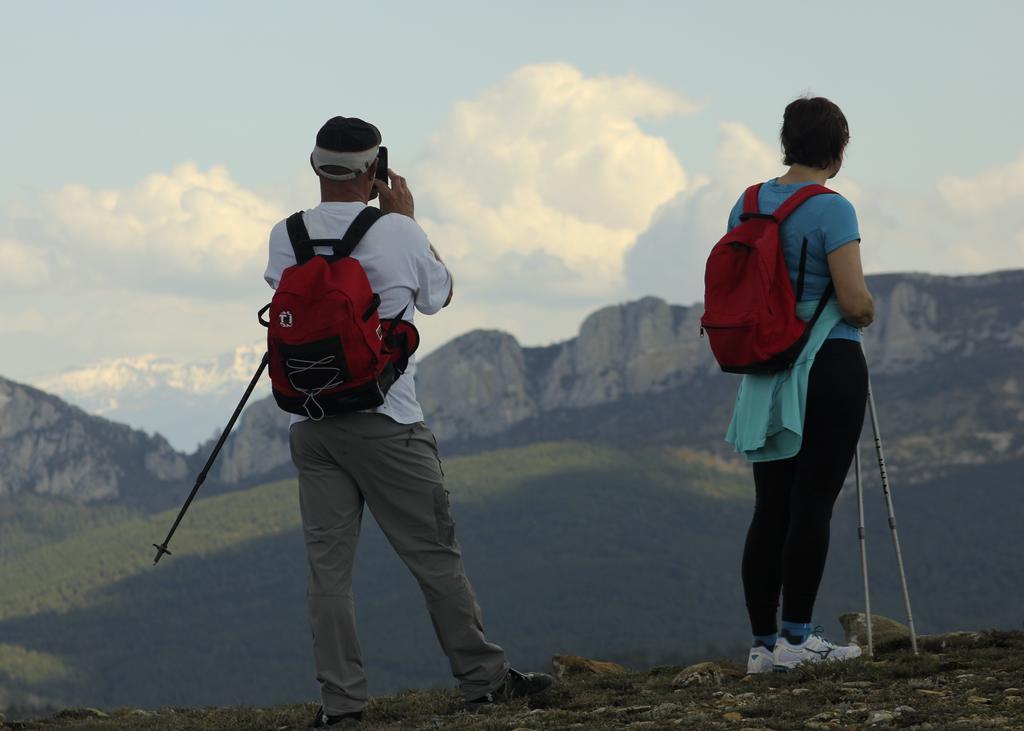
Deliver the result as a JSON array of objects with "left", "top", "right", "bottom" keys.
[{"left": 780, "top": 96, "right": 849, "bottom": 169}]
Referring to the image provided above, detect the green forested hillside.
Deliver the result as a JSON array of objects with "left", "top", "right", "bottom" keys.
[
  {"left": 0, "top": 479, "right": 298, "bottom": 621},
  {"left": 1, "top": 443, "right": 1021, "bottom": 716},
  {"left": 0, "top": 442, "right": 744, "bottom": 623},
  {"left": 0, "top": 440, "right": 749, "bottom": 712},
  {"left": 0, "top": 496, "right": 141, "bottom": 562}
]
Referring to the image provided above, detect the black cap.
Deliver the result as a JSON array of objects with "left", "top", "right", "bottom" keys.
[{"left": 315, "top": 116, "right": 382, "bottom": 152}]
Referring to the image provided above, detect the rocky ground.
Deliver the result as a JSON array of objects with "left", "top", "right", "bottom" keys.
[{"left": 4, "top": 620, "right": 1023, "bottom": 731}]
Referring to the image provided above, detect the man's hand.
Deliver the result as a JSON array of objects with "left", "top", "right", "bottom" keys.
[{"left": 373, "top": 169, "right": 415, "bottom": 218}]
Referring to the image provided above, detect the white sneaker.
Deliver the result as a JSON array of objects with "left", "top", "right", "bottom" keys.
[
  {"left": 746, "top": 645, "right": 775, "bottom": 674},
  {"left": 773, "top": 631, "right": 862, "bottom": 671}
]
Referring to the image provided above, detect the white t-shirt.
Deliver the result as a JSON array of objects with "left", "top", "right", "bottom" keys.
[{"left": 264, "top": 202, "right": 452, "bottom": 426}]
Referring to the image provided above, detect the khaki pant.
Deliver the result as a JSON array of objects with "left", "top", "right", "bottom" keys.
[{"left": 289, "top": 413, "right": 509, "bottom": 715}]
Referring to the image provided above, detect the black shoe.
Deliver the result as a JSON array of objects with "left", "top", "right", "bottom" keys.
[
  {"left": 311, "top": 706, "right": 363, "bottom": 728},
  {"left": 465, "top": 668, "right": 554, "bottom": 710}
]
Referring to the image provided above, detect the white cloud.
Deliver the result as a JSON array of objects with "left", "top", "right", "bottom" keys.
[
  {"left": 0, "top": 163, "right": 283, "bottom": 406},
  {"left": 624, "top": 122, "right": 781, "bottom": 306},
  {"left": 1, "top": 64, "right": 697, "bottom": 397},
  {"left": 11, "top": 163, "right": 284, "bottom": 295},
  {"left": 850, "top": 154, "right": 1024, "bottom": 275},
  {"left": 937, "top": 153, "right": 1024, "bottom": 216},
  {"left": 625, "top": 125, "right": 1024, "bottom": 307},
  {"left": 415, "top": 63, "right": 698, "bottom": 302}
]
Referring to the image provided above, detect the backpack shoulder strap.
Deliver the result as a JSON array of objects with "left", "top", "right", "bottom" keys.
[
  {"left": 336, "top": 207, "right": 384, "bottom": 258},
  {"left": 742, "top": 183, "right": 763, "bottom": 215},
  {"left": 736, "top": 183, "right": 772, "bottom": 223},
  {"left": 771, "top": 184, "right": 837, "bottom": 224},
  {"left": 804, "top": 280, "right": 836, "bottom": 329},
  {"left": 285, "top": 212, "right": 317, "bottom": 264},
  {"left": 285, "top": 207, "right": 385, "bottom": 264}
]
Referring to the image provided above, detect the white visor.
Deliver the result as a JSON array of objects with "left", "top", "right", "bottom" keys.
[{"left": 310, "top": 145, "right": 379, "bottom": 181}]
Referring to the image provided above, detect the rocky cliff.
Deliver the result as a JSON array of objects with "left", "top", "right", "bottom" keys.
[
  {"left": 864, "top": 270, "right": 1024, "bottom": 370},
  {"left": 417, "top": 297, "right": 713, "bottom": 439},
  {"left": 205, "top": 270, "right": 1024, "bottom": 488},
  {"left": 417, "top": 271, "right": 1024, "bottom": 438},
  {"left": 0, "top": 378, "right": 187, "bottom": 503}
]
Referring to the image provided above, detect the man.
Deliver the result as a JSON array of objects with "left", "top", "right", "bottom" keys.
[{"left": 264, "top": 116, "right": 552, "bottom": 728}]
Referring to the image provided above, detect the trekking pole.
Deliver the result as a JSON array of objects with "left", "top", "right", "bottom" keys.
[
  {"left": 152, "top": 352, "right": 270, "bottom": 565},
  {"left": 854, "top": 444, "right": 874, "bottom": 656},
  {"left": 862, "top": 341, "right": 919, "bottom": 654}
]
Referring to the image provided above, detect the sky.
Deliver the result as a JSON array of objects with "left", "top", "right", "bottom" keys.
[{"left": 3, "top": 1, "right": 1023, "bottom": 447}]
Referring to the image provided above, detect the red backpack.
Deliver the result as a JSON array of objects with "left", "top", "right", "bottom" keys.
[
  {"left": 258, "top": 208, "right": 419, "bottom": 419},
  {"left": 700, "top": 183, "right": 837, "bottom": 374}
]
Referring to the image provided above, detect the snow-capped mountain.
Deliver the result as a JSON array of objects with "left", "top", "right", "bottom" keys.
[{"left": 35, "top": 345, "right": 269, "bottom": 451}]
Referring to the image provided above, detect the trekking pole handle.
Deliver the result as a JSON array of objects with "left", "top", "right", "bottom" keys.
[{"left": 152, "top": 352, "right": 270, "bottom": 565}]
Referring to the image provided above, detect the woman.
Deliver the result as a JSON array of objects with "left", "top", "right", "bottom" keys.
[{"left": 725, "top": 96, "right": 874, "bottom": 673}]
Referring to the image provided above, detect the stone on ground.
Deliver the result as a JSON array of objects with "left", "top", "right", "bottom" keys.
[
  {"left": 552, "top": 654, "right": 626, "bottom": 678},
  {"left": 839, "top": 612, "right": 911, "bottom": 647},
  {"left": 867, "top": 709, "right": 897, "bottom": 724},
  {"left": 639, "top": 703, "right": 681, "bottom": 720},
  {"left": 920, "top": 631, "right": 985, "bottom": 650},
  {"left": 672, "top": 661, "right": 723, "bottom": 688},
  {"left": 54, "top": 708, "right": 110, "bottom": 720}
]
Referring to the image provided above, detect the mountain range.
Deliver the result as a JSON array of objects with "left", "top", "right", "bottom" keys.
[
  {"left": 5, "top": 269, "right": 1022, "bottom": 504},
  {"left": 2, "top": 269, "right": 1023, "bottom": 715}
]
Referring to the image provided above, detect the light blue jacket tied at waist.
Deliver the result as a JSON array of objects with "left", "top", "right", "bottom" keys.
[{"left": 725, "top": 299, "right": 846, "bottom": 463}]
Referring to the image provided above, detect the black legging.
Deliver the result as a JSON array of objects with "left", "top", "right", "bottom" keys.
[{"left": 741, "top": 339, "right": 869, "bottom": 636}]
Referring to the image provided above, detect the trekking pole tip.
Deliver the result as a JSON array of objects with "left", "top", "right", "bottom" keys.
[{"left": 152, "top": 543, "right": 172, "bottom": 565}]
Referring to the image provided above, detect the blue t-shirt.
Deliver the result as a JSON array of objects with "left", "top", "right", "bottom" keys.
[{"left": 728, "top": 179, "right": 862, "bottom": 342}]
